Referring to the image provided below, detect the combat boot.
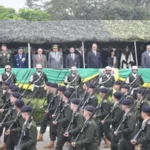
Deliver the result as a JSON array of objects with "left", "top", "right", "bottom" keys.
[
  {"left": 64, "top": 141, "right": 70, "bottom": 147},
  {"left": 0, "top": 143, "right": 6, "bottom": 149},
  {"left": 103, "top": 138, "right": 110, "bottom": 148},
  {"left": 44, "top": 141, "right": 55, "bottom": 149},
  {"left": 37, "top": 133, "right": 43, "bottom": 141}
]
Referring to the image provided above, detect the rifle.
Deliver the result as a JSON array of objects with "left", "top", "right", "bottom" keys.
[
  {"left": 131, "top": 118, "right": 150, "bottom": 141},
  {"left": 74, "top": 89, "right": 110, "bottom": 142},
  {"left": 5, "top": 92, "right": 42, "bottom": 133},
  {"left": 53, "top": 90, "right": 76, "bottom": 122},
  {"left": 115, "top": 100, "right": 138, "bottom": 133},
  {"left": 14, "top": 93, "right": 41, "bottom": 150}
]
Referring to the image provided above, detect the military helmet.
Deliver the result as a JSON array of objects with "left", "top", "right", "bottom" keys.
[
  {"left": 5, "top": 65, "right": 11, "bottom": 69},
  {"left": 71, "top": 66, "right": 77, "bottom": 70},
  {"left": 36, "top": 64, "right": 42, "bottom": 69},
  {"left": 132, "top": 66, "right": 138, "bottom": 70},
  {"left": 105, "top": 66, "right": 112, "bottom": 71}
]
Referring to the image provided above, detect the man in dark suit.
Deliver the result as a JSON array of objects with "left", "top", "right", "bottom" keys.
[
  {"left": 87, "top": 43, "right": 102, "bottom": 68},
  {"left": 14, "top": 47, "right": 28, "bottom": 68},
  {"left": 141, "top": 45, "right": 150, "bottom": 68},
  {"left": 76, "top": 47, "right": 84, "bottom": 68},
  {"left": 65, "top": 47, "right": 80, "bottom": 68}
]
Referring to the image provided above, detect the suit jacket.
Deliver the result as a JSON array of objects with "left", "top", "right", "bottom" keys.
[
  {"left": 14, "top": 54, "right": 28, "bottom": 68},
  {"left": 141, "top": 51, "right": 150, "bottom": 68},
  {"left": 65, "top": 53, "right": 80, "bottom": 68},
  {"left": 33, "top": 54, "right": 47, "bottom": 68},
  {"left": 48, "top": 52, "right": 63, "bottom": 69},
  {"left": 87, "top": 51, "right": 102, "bottom": 68},
  {"left": 76, "top": 50, "right": 83, "bottom": 68}
]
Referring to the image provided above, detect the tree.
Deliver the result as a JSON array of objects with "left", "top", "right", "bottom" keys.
[
  {"left": 0, "top": 6, "right": 20, "bottom": 20},
  {"left": 18, "top": 8, "right": 51, "bottom": 21},
  {"left": 26, "top": 0, "right": 150, "bottom": 20}
]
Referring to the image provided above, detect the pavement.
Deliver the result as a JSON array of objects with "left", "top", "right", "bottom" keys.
[{"left": 37, "top": 127, "right": 110, "bottom": 150}]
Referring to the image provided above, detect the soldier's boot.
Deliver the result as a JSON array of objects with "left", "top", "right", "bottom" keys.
[
  {"left": 37, "top": 133, "right": 43, "bottom": 141},
  {"left": 44, "top": 141, "right": 55, "bottom": 149},
  {"left": 0, "top": 143, "right": 6, "bottom": 149},
  {"left": 135, "top": 145, "right": 138, "bottom": 150},
  {"left": 64, "top": 141, "right": 70, "bottom": 147},
  {"left": 103, "top": 138, "right": 110, "bottom": 148}
]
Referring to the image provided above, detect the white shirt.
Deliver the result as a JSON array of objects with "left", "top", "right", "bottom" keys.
[
  {"left": 71, "top": 53, "right": 75, "bottom": 60},
  {"left": 92, "top": 50, "right": 96, "bottom": 56},
  {"left": 6, "top": 72, "right": 10, "bottom": 76}
]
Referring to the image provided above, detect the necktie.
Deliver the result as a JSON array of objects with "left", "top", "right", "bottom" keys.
[{"left": 40, "top": 55, "right": 42, "bottom": 61}]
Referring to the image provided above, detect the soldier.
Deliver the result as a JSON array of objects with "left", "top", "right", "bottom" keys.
[
  {"left": 134, "top": 89, "right": 149, "bottom": 130},
  {"left": 0, "top": 65, "right": 16, "bottom": 84},
  {"left": 64, "top": 66, "right": 81, "bottom": 96},
  {"left": 17, "top": 105, "right": 37, "bottom": 150},
  {"left": 83, "top": 84, "right": 98, "bottom": 108},
  {"left": 114, "top": 98, "right": 136, "bottom": 150},
  {"left": 29, "top": 64, "right": 48, "bottom": 98},
  {"left": 99, "top": 66, "right": 115, "bottom": 88},
  {"left": 13, "top": 47, "right": 28, "bottom": 68},
  {"left": 37, "top": 82, "right": 53, "bottom": 142},
  {"left": 94, "top": 88, "right": 111, "bottom": 148},
  {"left": 64, "top": 98, "right": 85, "bottom": 150},
  {"left": 121, "top": 84, "right": 133, "bottom": 101},
  {"left": 0, "top": 44, "right": 12, "bottom": 68},
  {"left": 71, "top": 105, "right": 99, "bottom": 150},
  {"left": 43, "top": 83, "right": 60, "bottom": 149},
  {"left": 53, "top": 91, "right": 72, "bottom": 150},
  {"left": 48, "top": 44, "right": 63, "bottom": 69},
  {"left": 5, "top": 99, "right": 24, "bottom": 150},
  {"left": 126, "top": 66, "right": 144, "bottom": 98},
  {"left": 101, "top": 92, "right": 124, "bottom": 150},
  {"left": 0, "top": 92, "right": 21, "bottom": 149},
  {"left": 113, "top": 81, "right": 122, "bottom": 93},
  {"left": 131, "top": 105, "right": 150, "bottom": 150}
]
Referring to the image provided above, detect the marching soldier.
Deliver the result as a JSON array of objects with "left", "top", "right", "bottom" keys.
[
  {"left": 134, "top": 89, "right": 149, "bottom": 130},
  {"left": 83, "top": 84, "right": 98, "bottom": 108},
  {"left": 0, "top": 65, "right": 16, "bottom": 84},
  {"left": 0, "top": 92, "right": 21, "bottom": 149},
  {"left": 121, "top": 84, "right": 133, "bottom": 101},
  {"left": 71, "top": 105, "right": 99, "bottom": 150},
  {"left": 113, "top": 81, "right": 122, "bottom": 93},
  {"left": 114, "top": 98, "right": 136, "bottom": 150},
  {"left": 101, "top": 92, "right": 124, "bottom": 150},
  {"left": 53, "top": 91, "right": 72, "bottom": 150},
  {"left": 13, "top": 47, "right": 28, "bottom": 68},
  {"left": 5, "top": 99, "right": 24, "bottom": 150},
  {"left": 0, "top": 44, "right": 12, "bottom": 68},
  {"left": 64, "top": 66, "right": 81, "bottom": 96},
  {"left": 17, "top": 105, "right": 37, "bottom": 150},
  {"left": 29, "top": 64, "right": 48, "bottom": 98},
  {"left": 126, "top": 66, "right": 144, "bottom": 98},
  {"left": 99, "top": 66, "right": 115, "bottom": 89},
  {"left": 37, "top": 82, "right": 53, "bottom": 142},
  {"left": 94, "top": 88, "right": 111, "bottom": 148},
  {"left": 43, "top": 83, "right": 61, "bottom": 149},
  {"left": 64, "top": 98, "right": 85, "bottom": 150},
  {"left": 131, "top": 105, "right": 150, "bottom": 150}
]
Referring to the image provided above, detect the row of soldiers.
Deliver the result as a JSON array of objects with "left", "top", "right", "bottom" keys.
[{"left": 0, "top": 63, "right": 149, "bottom": 150}]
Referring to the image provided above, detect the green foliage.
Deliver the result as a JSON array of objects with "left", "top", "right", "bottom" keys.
[
  {"left": 18, "top": 8, "right": 51, "bottom": 21},
  {"left": 24, "top": 98, "right": 45, "bottom": 125},
  {"left": 0, "top": 6, "right": 51, "bottom": 21},
  {"left": 26, "top": 0, "right": 150, "bottom": 20}
]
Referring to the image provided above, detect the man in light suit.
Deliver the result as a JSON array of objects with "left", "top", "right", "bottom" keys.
[
  {"left": 33, "top": 48, "right": 47, "bottom": 68},
  {"left": 48, "top": 45, "right": 63, "bottom": 69},
  {"left": 13, "top": 47, "right": 28, "bottom": 68},
  {"left": 141, "top": 45, "right": 150, "bottom": 68},
  {"left": 87, "top": 43, "right": 102, "bottom": 68},
  {"left": 65, "top": 47, "right": 80, "bottom": 68}
]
